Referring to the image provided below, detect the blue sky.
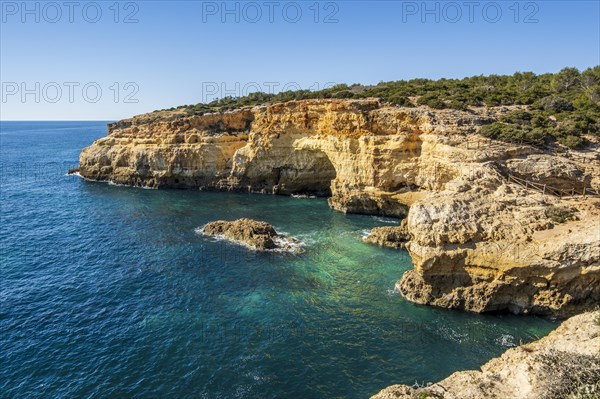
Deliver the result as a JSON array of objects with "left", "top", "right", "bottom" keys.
[{"left": 1, "top": 0, "right": 599, "bottom": 120}]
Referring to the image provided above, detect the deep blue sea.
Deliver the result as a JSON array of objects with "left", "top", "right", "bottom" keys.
[{"left": 0, "top": 121, "right": 558, "bottom": 398}]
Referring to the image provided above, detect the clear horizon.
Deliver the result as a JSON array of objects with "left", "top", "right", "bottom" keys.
[{"left": 2, "top": 0, "right": 599, "bottom": 120}]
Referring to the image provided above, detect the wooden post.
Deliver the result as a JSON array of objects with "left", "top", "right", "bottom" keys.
[
  {"left": 543, "top": 185, "right": 546, "bottom": 195},
  {"left": 572, "top": 188, "right": 575, "bottom": 197},
  {"left": 583, "top": 187, "right": 586, "bottom": 198}
]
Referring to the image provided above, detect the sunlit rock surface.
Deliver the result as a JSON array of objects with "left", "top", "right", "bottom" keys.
[{"left": 79, "top": 99, "right": 600, "bottom": 316}]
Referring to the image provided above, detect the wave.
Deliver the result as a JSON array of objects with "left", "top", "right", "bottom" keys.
[
  {"left": 70, "top": 172, "right": 156, "bottom": 189},
  {"left": 195, "top": 226, "right": 305, "bottom": 254},
  {"left": 68, "top": 171, "right": 108, "bottom": 183},
  {"left": 496, "top": 334, "right": 516, "bottom": 347},
  {"left": 371, "top": 216, "right": 400, "bottom": 224},
  {"left": 272, "top": 235, "right": 305, "bottom": 253},
  {"left": 108, "top": 180, "right": 157, "bottom": 190},
  {"left": 108, "top": 181, "right": 129, "bottom": 187},
  {"left": 294, "top": 232, "right": 319, "bottom": 246}
]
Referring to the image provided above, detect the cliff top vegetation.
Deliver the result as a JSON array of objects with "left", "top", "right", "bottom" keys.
[{"left": 148, "top": 66, "right": 599, "bottom": 149}]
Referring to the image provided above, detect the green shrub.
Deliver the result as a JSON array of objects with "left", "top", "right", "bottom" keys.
[
  {"left": 333, "top": 90, "right": 354, "bottom": 99},
  {"left": 448, "top": 100, "right": 467, "bottom": 110},
  {"left": 540, "top": 96, "right": 574, "bottom": 112},
  {"left": 480, "top": 123, "right": 549, "bottom": 146},
  {"left": 387, "top": 94, "right": 413, "bottom": 107},
  {"left": 531, "top": 114, "right": 551, "bottom": 128},
  {"left": 417, "top": 94, "right": 446, "bottom": 109},
  {"left": 557, "top": 134, "right": 586, "bottom": 149},
  {"left": 546, "top": 206, "right": 576, "bottom": 224},
  {"left": 480, "top": 122, "right": 508, "bottom": 139},
  {"left": 500, "top": 110, "right": 533, "bottom": 124},
  {"left": 154, "top": 66, "right": 599, "bottom": 151},
  {"left": 539, "top": 350, "right": 600, "bottom": 399}
]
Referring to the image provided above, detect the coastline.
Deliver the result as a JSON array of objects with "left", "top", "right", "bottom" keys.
[
  {"left": 77, "top": 98, "right": 600, "bottom": 318},
  {"left": 371, "top": 310, "right": 600, "bottom": 399}
]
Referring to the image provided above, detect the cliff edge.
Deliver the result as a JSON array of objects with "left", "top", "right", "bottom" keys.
[{"left": 78, "top": 98, "right": 600, "bottom": 317}]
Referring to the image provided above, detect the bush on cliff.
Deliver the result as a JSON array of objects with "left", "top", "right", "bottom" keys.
[
  {"left": 545, "top": 206, "right": 577, "bottom": 224},
  {"left": 152, "top": 66, "right": 599, "bottom": 149}
]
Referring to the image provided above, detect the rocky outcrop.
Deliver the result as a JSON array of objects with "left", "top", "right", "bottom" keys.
[
  {"left": 398, "top": 161, "right": 600, "bottom": 317},
  {"left": 78, "top": 99, "right": 500, "bottom": 216},
  {"left": 79, "top": 98, "right": 600, "bottom": 316},
  {"left": 200, "top": 218, "right": 300, "bottom": 251},
  {"left": 363, "top": 220, "right": 409, "bottom": 248},
  {"left": 370, "top": 310, "right": 600, "bottom": 399}
]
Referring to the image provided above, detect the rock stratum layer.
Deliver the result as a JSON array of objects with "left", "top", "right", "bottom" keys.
[
  {"left": 370, "top": 310, "right": 600, "bottom": 399},
  {"left": 79, "top": 99, "right": 600, "bottom": 316}
]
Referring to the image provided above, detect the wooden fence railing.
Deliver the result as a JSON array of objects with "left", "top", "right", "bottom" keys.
[
  {"left": 507, "top": 174, "right": 600, "bottom": 198},
  {"left": 450, "top": 137, "right": 600, "bottom": 165},
  {"left": 453, "top": 137, "right": 541, "bottom": 150}
]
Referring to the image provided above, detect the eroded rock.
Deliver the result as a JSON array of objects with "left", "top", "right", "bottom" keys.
[
  {"left": 397, "top": 166, "right": 600, "bottom": 317},
  {"left": 201, "top": 218, "right": 300, "bottom": 252},
  {"left": 78, "top": 98, "right": 600, "bottom": 316},
  {"left": 363, "top": 220, "right": 410, "bottom": 248}
]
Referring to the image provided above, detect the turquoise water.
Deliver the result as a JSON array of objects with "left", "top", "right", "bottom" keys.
[{"left": 0, "top": 121, "right": 558, "bottom": 398}]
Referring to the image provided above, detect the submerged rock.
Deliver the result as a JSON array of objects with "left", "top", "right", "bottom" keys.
[
  {"left": 370, "top": 310, "right": 600, "bottom": 399},
  {"left": 201, "top": 218, "right": 301, "bottom": 251},
  {"left": 363, "top": 220, "right": 409, "bottom": 248}
]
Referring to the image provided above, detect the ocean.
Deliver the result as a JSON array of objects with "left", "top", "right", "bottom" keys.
[{"left": 0, "top": 121, "right": 557, "bottom": 398}]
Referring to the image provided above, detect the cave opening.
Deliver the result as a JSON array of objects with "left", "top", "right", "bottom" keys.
[{"left": 273, "top": 149, "right": 337, "bottom": 197}]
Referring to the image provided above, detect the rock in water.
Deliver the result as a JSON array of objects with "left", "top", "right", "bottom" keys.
[
  {"left": 201, "top": 218, "right": 300, "bottom": 251},
  {"left": 78, "top": 98, "right": 600, "bottom": 317},
  {"left": 363, "top": 220, "right": 410, "bottom": 248}
]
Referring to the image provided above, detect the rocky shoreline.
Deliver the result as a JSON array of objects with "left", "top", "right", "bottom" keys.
[
  {"left": 370, "top": 310, "right": 600, "bottom": 399},
  {"left": 77, "top": 97, "right": 600, "bottom": 398},
  {"left": 78, "top": 98, "right": 600, "bottom": 318},
  {"left": 362, "top": 221, "right": 410, "bottom": 248}
]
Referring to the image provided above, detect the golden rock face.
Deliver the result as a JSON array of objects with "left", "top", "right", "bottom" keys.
[
  {"left": 79, "top": 99, "right": 490, "bottom": 207},
  {"left": 79, "top": 98, "right": 600, "bottom": 317}
]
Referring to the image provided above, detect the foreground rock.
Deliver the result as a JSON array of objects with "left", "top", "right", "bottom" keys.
[
  {"left": 371, "top": 310, "right": 600, "bottom": 399},
  {"left": 398, "top": 170, "right": 600, "bottom": 317},
  {"left": 79, "top": 98, "right": 600, "bottom": 316},
  {"left": 363, "top": 220, "right": 409, "bottom": 248},
  {"left": 201, "top": 218, "right": 300, "bottom": 251}
]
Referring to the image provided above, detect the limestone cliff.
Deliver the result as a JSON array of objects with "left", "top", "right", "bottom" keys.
[
  {"left": 79, "top": 99, "right": 498, "bottom": 216},
  {"left": 370, "top": 310, "right": 600, "bottom": 399},
  {"left": 78, "top": 99, "right": 600, "bottom": 316}
]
